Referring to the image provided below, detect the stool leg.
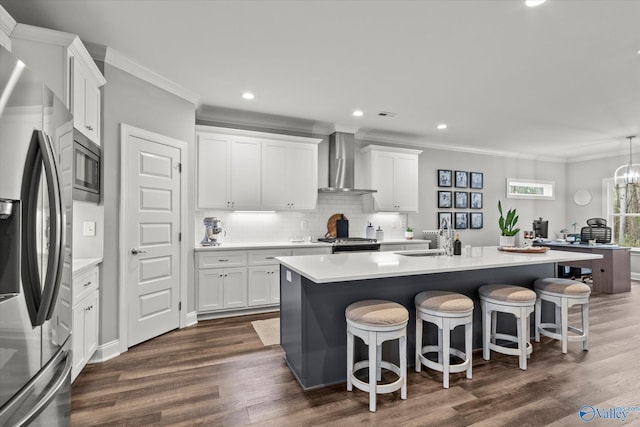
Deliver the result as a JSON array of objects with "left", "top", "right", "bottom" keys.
[
  {"left": 517, "top": 309, "right": 527, "bottom": 370},
  {"left": 482, "top": 303, "right": 490, "bottom": 361},
  {"left": 465, "top": 321, "right": 473, "bottom": 379},
  {"left": 347, "top": 329, "right": 353, "bottom": 391},
  {"left": 376, "top": 345, "right": 382, "bottom": 381},
  {"left": 535, "top": 297, "right": 541, "bottom": 342},
  {"left": 437, "top": 326, "right": 443, "bottom": 365},
  {"left": 582, "top": 302, "right": 589, "bottom": 351},
  {"left": 555, "top": 304, "right": 561, "bottom": 336},
  {"left": 442, "top": 318, "right": 450, "bottom": 389},
  {"left": 368, "top": 331, "right": 377, "bottom": 412},
  {"left": 561, "top": 299, "right": 569, "bottom": 354},
  {"left": 491, "top": 311, "right": 497, "bottom": 345},
  {"left": 415, "top": 312, "right": 422, "bottom": 372},
  {"left": 400, "top": 334, "right": 407, "bottom": 400}
]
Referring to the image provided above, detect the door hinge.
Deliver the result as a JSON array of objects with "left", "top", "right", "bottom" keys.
[
  {"left": 178, "top": 232, "right": 182, "bottom": 242},
  {"left": 179, "top": 301, "right": 182, "bottom": 311},
  {"left": 177, "top": 162, "right": 182, "bottom": 173}
]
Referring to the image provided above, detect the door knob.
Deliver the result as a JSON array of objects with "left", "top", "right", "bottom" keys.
[{"left": 131, "top": 248, "right": 147, "bottom": 255}]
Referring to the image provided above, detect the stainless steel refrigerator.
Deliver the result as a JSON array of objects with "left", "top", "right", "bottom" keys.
[{"left": 0, "top": 45, "right": 74, "bottom": 425}]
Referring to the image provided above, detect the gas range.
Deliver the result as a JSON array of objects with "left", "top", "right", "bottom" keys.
[{"left": 317, "top": 237, "right": 380, "bottom": 253}]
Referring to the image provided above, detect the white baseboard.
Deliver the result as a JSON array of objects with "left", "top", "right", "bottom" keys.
[
  {"left": 631, "top": 272, "right": 640, "bottom": 281},
  {"left": 89, "top": 339, "right": 121, "bottom": 364},
  {"left": 184, "top": 311, "right": 198, "bottom": 327}
]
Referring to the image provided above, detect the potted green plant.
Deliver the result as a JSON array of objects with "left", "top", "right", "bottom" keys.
[
  {"left": 498, "top": 200, "right": 520, "bottom": 246},
  {"left": 405, "top": 226, "right": 414, "bottom": 240}
]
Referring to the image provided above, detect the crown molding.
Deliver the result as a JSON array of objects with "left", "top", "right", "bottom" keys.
[
  {"left": 0, "top": 6, "right": 16, "bottom": 38},
  {"left": 86, "top": 42, "right": 199, "bottom": 105}
]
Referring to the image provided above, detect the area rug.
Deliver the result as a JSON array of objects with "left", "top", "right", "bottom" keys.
[{"left": 251, "top": 318, "right": 280, "bottom": 346}]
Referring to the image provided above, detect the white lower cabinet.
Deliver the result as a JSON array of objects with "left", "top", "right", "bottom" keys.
[
  {"left": 248, "top": 266, "right": 280, "bottom": 306},
  {"left": 198, "top": 267, "right": 247, "bottom": 311},
  {"left": 71, "top": 265, "right": 99, "bottom": 382}
]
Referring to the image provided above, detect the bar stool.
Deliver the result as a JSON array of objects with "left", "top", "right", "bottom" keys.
[
  {"left": 346, "top": 300, "right": 408, "bottom": 412},
  {"left": 534, "top": 278, "right": 590, "bottom": 353},
  {"left": 479, "top": 284, "right": 536, "bottom": 370},
  {"left": 415, "top": 291, "right": 473, "bottom": 388}
]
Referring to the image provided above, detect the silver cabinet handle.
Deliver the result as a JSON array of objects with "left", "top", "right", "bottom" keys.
[
  {"left": 83, "top": 281, "right": 92, "bottom": 287},
  {"left": 265, "top": 256, "right": 275, "bottom": 260},
  {"left": 218, "top": 259, "right": 229, "bottom": 262},
  {"left": 131, "top": 248, "right": 147, "bottom": 255}
]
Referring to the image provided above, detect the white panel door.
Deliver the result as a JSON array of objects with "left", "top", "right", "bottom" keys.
[
  {"left": 126, "top": 131, "right": 181, "bottom": 347},
  {"left": 197, "top": 134, "right": 230, "bottom": 209},
  {"left": 371, "top": 152, "right": 396, "bottom": 211},
  {"left": 261, "top": 140, "right": 291, "bottom": 210},
  {"left": 229, "top": 137, "right": 261, "bottom": 209},
  {"left": 395, "top": 154, "right": 419, "bottom": 212},
  {"left": 290, "top": 144, "right": 317, "bottom": 210}
]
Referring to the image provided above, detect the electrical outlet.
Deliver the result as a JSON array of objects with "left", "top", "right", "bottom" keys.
[
  {"left": 301, "top": 220, "right": 308, "bottom": 230},
  {"left": 83, "top": 221, "right": 96, "bottom": 236}
]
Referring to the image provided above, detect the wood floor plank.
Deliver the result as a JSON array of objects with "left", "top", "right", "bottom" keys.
[{"left": 72, "top": 283, "right": 640, "bottom": 426}]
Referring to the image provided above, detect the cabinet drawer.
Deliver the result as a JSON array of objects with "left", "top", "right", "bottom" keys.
[
  {"left": 73, "top": 267, "right": 99, "bottom": 302},
  {"left": 248, "top": 249, "right": 292, "bottom": 266},
  {"left": 198, "top": 251, "right": 247, "bottom": 268},
  {"left": 291, "top": 247, "right": 332, "bottom": 256}
]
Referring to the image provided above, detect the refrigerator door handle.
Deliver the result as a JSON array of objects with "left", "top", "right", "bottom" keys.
[{"left": 20, "top": 130, "right": 64, "bottom": 327}]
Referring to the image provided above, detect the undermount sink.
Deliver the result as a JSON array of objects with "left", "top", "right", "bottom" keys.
[{"left": 394, "top": 249, "right": 443, "bottom": 257}]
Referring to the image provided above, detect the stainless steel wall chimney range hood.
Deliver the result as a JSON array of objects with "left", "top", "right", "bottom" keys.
[{"left": 318, "top": 131, "right": 376, "bottom": 194}]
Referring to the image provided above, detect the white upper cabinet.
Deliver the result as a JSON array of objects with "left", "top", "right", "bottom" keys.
[
  {"left": 362, "top": 145, "right": 422, "bottom": 212},
  {"left": 196, "top": 132, "right": 261, "bottom": 210},
  {"left": 196, "top": 126, "right": 320, "bottom": 211},
  {"left": 262, "top": 140, "right": 318, "bottom": 210},
  {"left": 10, "top": 24, "right": 106, "bottom": 145}
]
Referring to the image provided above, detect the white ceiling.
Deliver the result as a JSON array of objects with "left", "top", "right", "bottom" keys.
[{"left": 2, "top": 0, "right": 639, "bottom": 161}]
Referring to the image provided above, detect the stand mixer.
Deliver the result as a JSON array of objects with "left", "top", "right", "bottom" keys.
[{"left": 201, "top": 217, "right": 226, "bottom": 246}]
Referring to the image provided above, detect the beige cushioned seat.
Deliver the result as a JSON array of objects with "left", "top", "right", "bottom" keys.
[
  {"left": 534, "top": 278, "right": 591, "bottom": 295},
  {"left": 478, "top": 284, "right": 536, "bottom": 303},
  {"left": 415, "top": 291, "right": 473, "bottom": 313},
  {"left": 345, "top": 300, "right": 408, "bottom": 326}
]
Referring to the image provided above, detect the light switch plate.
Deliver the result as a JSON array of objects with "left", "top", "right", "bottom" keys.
[{"left": 83, "top": 221, "right": 96, "bottom": 236}]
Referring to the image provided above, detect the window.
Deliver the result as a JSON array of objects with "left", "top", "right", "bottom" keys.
[
  {"left": 506, "top": 178, "right": 555, "bottom": 200},
  {"left": 604, "top": 177, "right": 640, "bottom": 246}
]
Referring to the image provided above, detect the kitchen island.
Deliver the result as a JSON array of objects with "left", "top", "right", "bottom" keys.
[{"left": 276, "top": 247, "right": 602, "bottom": 390}]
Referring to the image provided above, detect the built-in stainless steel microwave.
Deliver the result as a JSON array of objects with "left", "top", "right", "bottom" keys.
[{"left": 73, "top": 130, "right": 101, "bottom": 203}]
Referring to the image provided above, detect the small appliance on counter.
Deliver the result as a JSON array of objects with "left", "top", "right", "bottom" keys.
[
  {"left": 533, "top": 217, "right": 549, "bottom": 238},
  {"left": 201, "top": 217, "right": 226, "bottom": 246}
]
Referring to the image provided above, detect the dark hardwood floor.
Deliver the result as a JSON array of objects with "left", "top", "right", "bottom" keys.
[{"left": 71, "top": 283, "right": 640, "bottom": 426}]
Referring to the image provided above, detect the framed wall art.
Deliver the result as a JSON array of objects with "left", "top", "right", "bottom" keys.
[
  {"left": 470, "top": 212, "right": 483, "bottom": 229},
  {"left": 470, "top": 172, "right": 483, "bottom": 189},
  {"left": 455, "top": 171, "right": 468, "bottom": 188},
  {"left": 438, "top": 212, "right": 452, "bottom": 229},
  {"left": 454, "top": 191, "right": 468, "bottom": 209},
  {"left": 470, "top": 192, "right": 483, "bottom": 209},
  {"left": 438, "top": 169, "right": 452, "bottom": 187},
  {"left": 438, "top": 191, "right": 452, "bottom": 208},
  {"left": 455, "top": 212, "right": 468, "bottom": 229}
]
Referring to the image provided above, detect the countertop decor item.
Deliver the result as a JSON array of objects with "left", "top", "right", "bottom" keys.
[
  {"left": 498, "top": 200, "right": 519, "bottom": 247},
  {"left": 326, "top": 213, "right": 348, "bottom": 238},
  {"left": 405, "top": 227, "right": 413, "bottom": 240}
]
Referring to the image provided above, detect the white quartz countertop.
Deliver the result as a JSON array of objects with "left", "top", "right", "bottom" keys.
[
  {"left": 275, "top": 246, "right": 603, "bottom": 283},
  {"left": 73, "top": 258, "right": 102, "bottom": 274},
  {"left": 194, "top": 238, "right": 430, "bottom": 251}
]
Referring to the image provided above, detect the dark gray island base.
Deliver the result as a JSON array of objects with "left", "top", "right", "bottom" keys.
[{"left": 279, "top": 263, "right": 556, "bottom": 390}]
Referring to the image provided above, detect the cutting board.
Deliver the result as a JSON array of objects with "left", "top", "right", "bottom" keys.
[
  {"left": 497, "top": 246, "right": 549, "bottom": 253},
  {"left": 326, "top": 213, "right": 347, "bottom": 238}
]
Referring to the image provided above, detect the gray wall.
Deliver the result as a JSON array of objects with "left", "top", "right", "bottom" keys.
[{"left": 100, "top": 61, "right": 195, "bottom": 345}]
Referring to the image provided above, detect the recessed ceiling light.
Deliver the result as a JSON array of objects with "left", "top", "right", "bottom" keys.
[
  {"left": 352, "top": 110, "right": 363, "bottom": 117},
  {"left": 437, "top": 123, "right": 448, "bottom": 130},
  {"left": 525, "top": 0, "right": 546, "bottom": 7},
  {"left": 242, "top": 92, "right": 255, "bottom": 100}
]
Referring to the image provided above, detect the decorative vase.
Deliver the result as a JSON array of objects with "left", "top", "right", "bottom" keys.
[
  {"left": 405, "top": 231, "right": 413, "bottom": 240},
  {"left": 499, "top": 235, "right": 515, "bottom": 247}
]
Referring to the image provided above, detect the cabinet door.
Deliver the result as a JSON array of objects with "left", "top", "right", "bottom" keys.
[
  {"left": 248, "top": 266, "right": 271, "bottom": 306},
  {"left": 197, "top": 134, "right": 230, "bottom": 209},
  {"left": 84, "top": 82, "right": 100, "bottom": 144},
  {"left": 223, "top": 267, "right": 247, "bottom": 309},
  {"left": 71, "top": 302, "right": 86, "bottom": 379},
  {"left": 290, "top": 144, "right": 317, "bottom": 210},
  {"left": 71, "top": 60, "right": 86, "bottom": 137},
  {"left": 395, "top": 153, "right": 419, "bottom": 212},
  {"left": 261, "top": 140, "right": 291, "bottom": 210},
  {"left": 197, "top": 269, "right": 224, "bottom": 311},
  {"left": 230, "top": 137, "right": 261, "bottom": 209},
  {"left": 84, "top": 291, "right": 99, "bottom": 360},
  {"left": 370, "top": 151, "right": 396, "bottom": 211},
  {"left": 269, "top": 266, "right": 280, "bottom": 304}
]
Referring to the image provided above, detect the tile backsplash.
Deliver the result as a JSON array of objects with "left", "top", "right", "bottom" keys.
[{"left": 194, "top": 193, "right": 410, "bottom": 244}]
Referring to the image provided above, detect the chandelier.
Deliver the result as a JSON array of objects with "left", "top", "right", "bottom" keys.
[{"left": 615, "top": 136, "right": 640, "bottom": 185}]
